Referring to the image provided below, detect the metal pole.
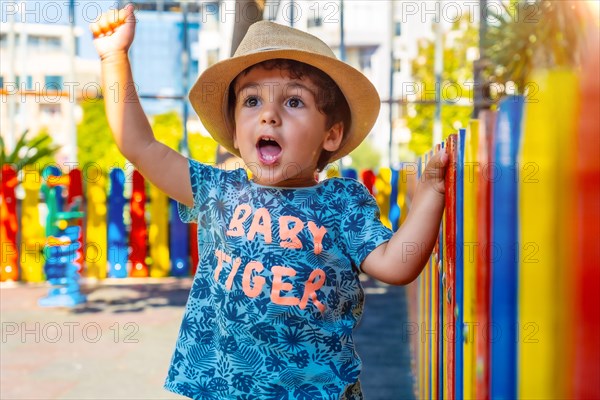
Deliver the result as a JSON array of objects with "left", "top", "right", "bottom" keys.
[
  {"left": 337, "top": 0, "right": 345, "bottom": 174},
  {"left": 433, "top": 0, "right": 443, "bottom": 145},
  {"left": 473, "top": 0, "right": 488, "bottom": 118},
  {"left": 6, "top": 6, "right": 17, "bottom": 153},
  {"left": 66, "top": 0, "right": 78, "bottom": 163},
  {"left": 180, "top": 1, "right": 189, "bottom": 157},
  {"left": 290, "top": 0, "right": 294, "bottom": 28},
  {"left": 388, "top": 0, "right": 394, "bottom": 167},
  {"left": 339, "top": 0, "right": 345, "bottom": 62}
]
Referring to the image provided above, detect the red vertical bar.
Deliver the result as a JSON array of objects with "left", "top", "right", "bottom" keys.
[
  {"left": 475, "top": 111, "right": 496, "bottom": 400},
  {"left": 573, "top": 24, "right": 600, "bottom": 399},
  {"left": 445, "top": 134, "right": 457, "bottom": 400},
  {"left": 129, "top": 170, "right": 148, "bottom": 277},
  {"left": 68, "top": 169, "right": 85, "bottom": 273},
  {"left": 1, "top": 165, "right": 19, "bottom": 281},
  {"left": 189, "top": 222, "right": 199, "bottom": 276},
  {"left": 360, "top": 169, "right": 376, "bottom": 195}
]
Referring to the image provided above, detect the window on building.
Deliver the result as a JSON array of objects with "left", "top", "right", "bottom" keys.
[
  {"left": 0, "top": 34, "right": 6, "bottom": 48},
  {"left": 359, "top": 46, "right": 378, "bottom": 71},
  {"left": 0, "top": 76, "right": 4, "bottom": 88},
  {"left": 28, "top": 35, "right": 62, "bottom": 51},
  {"left": 307, "top": 17, "right": 323, "bottom": 28},
  {"left": 395, "top": 22, "right": 402, "bottom": 37},
  {"left": 15, "top": 76, "right": 34, "bottom": 90},
  {"left": 45, "top": 75, "right": 63, "bottom": 91},
  {"left": 393, "top": 58, "right": 402, "bottom": 73}
]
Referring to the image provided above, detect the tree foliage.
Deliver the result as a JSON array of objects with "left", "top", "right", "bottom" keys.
[
  {"left": 406, "top": 15, "right": 477, "bottom": 156},
  {"left": 484, "top": 0, "right": 589, "bottom": 93},
  {"left": 0, "top": 129, "right": 59, "bottom": 172},
  {"left": 77, "top": 98, "right": 125, "bottom": 171},
  {"left": 77, "top": 100, "right": 218, "bottom": 173},
  {"left": 347, "top": 138, "right": 382, "bottom": 172}
]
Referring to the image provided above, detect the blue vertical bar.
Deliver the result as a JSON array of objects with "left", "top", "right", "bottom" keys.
[
  {"left": 169, "top": 198, "right": 189, "bottom": 276},
  {"left": 490, "top": 95, "right": 523, "bottom": 399},
  {"left": 455, "top": 128, "right": 466, "bottom": 399},
  {"left": 107, "top": 169, "right": 128, "bottom": 278},
  {"left": 389, "top": 168, "right": 400, "bottom": 231},
  {"left": 342, "top": 168, "right": 357, "bottom": 180}
]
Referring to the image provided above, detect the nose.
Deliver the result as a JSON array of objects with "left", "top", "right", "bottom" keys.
[{"left": 260, "top": 103, "right": 281, "bottom": 126}]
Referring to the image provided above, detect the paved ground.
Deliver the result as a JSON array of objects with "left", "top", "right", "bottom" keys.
[{"left": 1, "top": 277, "right": 416, "bottom": 400}]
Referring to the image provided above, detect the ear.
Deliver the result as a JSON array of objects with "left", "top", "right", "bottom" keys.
[{"left": 322, "top": 122, "right": 344, "bottom": 152}]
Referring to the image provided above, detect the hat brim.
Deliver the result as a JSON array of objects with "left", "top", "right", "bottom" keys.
[{"left": 188, "top": 49, "right": 380, "bottom": 162}]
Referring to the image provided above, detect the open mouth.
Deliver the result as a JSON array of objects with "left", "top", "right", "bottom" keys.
[{"left": 256, "top": 136, "right": 282, "bottom": 165}]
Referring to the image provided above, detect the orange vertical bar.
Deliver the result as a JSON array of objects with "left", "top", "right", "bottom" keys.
[
  {"left": 572, "top": 20, "right": 600, "bottom": 399},
  {"left": 1, "top": 165, "right": 19, "bottom": 281}
]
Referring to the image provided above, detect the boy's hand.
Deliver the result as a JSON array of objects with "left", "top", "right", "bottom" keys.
[
  {"left": 422, "top": 148, "right": 449, "bottom": 196},
  {"left": 90, "top": 4, "right": 136, "bottom": 60}
]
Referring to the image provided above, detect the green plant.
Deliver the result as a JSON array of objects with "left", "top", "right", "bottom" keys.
[
  {"left": 406, "top": 14, "right": 478, "bottom": 156},
  {"left": 0, "top": 129, "right": 59, "bottom": 172},
  {"left": 77, "top": 98, "right": 125, "bottom": 171},
  {"left": 347, "top": 138, "right": 382, "bottom": 171},
  {"left": 484, "top": 0, "right": 588, "bottom": 93}
]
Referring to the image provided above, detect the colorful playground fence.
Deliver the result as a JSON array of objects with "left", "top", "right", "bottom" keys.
[
  {"left": 408, "top": 67, "right": 599, "bottom": 398},
  {"left": 1, "top": 159, "right": 415, "bottom": 283}
]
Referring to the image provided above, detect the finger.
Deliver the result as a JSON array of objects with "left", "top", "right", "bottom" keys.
[
  {"left": 121, "top": 3, "right": 136, "bottom": 22},
  {"left": 97, "top": 12, "right": 112, "bottom": 36},
  {"left": 108, "top": 8, "right": 121, "bottom": 30},
  {"left": 440, "top": 151, "right": 449, "bottom": 166},
  {"left": 90, "top": 22, "right": 103, "bottom": 38}
]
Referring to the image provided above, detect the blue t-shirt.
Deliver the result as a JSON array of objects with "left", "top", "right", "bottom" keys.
[{"left": 164, "top": 160, "right": 393, "bottom": 400}]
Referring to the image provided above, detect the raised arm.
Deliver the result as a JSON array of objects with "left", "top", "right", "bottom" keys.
[
  {"left": 361, "top": 150, "right": 448, "bottom": 285},
  {"left": 90, "top": 4, "right": 193, "bottom": 207}
]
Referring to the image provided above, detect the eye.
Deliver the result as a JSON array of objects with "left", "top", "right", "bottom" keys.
[
  {"left": 243, "top": 96, "right": 260, "bottom": 107},
  {"left": 286, "top": 97, "right": 304, "bottom": 108}
]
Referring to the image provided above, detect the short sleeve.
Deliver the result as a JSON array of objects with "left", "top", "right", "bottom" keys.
[
  {"left": 177, "top": 159, "right": 220, "bottom": 223},
  {"left": 340, "top": 180, "right": 393, "bottom": 270}
]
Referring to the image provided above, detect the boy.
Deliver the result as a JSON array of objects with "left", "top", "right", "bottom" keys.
[{"left": 91, "top": 5, "right": 447, "bottom": 399}]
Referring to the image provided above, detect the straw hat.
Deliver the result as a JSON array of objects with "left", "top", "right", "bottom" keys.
[{"left": 188, "top": 20, "right": 381, "bottom": 162}]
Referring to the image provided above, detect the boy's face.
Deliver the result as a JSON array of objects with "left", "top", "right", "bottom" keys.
[{"left": 232, "top": 66, "right": 343, "bottom": 187}]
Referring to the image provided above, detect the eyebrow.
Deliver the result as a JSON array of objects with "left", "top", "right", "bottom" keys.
[
  {"left": 234, "top": 80, "right": 317, "bottom": 99},
  {"left": 285, "top": 82, "right": 316, "bottom": 98}
]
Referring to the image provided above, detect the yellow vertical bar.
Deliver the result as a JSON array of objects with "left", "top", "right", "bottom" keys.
[
  {"left": 463, "top": 119, "right": 479, "bottom": 399},
  {"left": 20, "top": 170, "right": 45, "bottom": 282},
  {"left": 149, "top": 184, "right": 170, "bottom": 277},
  {"left": 398, "top": 168, "right": 408, "bottom": 226},
  {"left": 85, "top": 170, "right": 107, "bottom": 279},
  {"left": 518, "top": 69, "right": 579, "bottom": 399},
  {"left": 375, "top": 167, "right": 392, "bottom": 229}
]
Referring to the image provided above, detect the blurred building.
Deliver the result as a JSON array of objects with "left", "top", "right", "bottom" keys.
[
  {"left": 0, "top": 22, "right": 100, "bottom": 163},
  {"left": 127, "top": 1, "right": 200, "bottom": 119}
]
